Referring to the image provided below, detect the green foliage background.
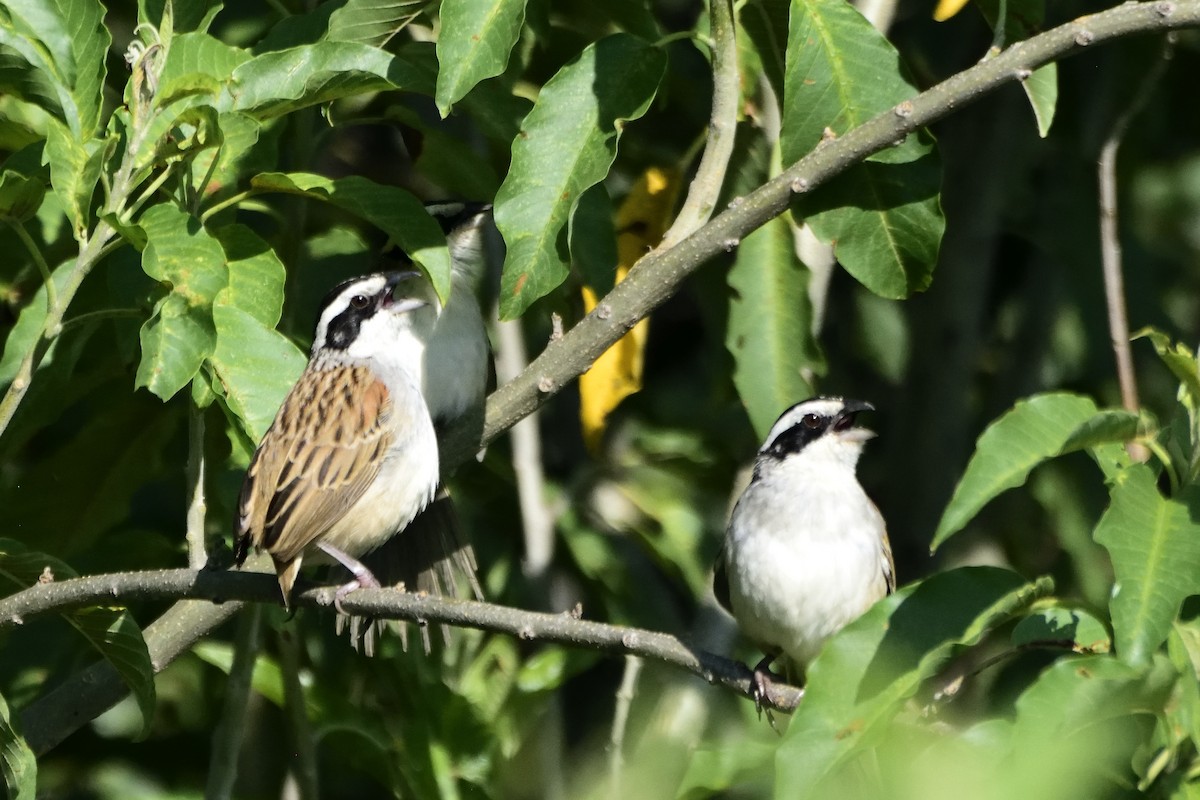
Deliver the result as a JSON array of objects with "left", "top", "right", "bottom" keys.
[{"left": 1, "top": 0, "right": 1200, "bottom": 797}]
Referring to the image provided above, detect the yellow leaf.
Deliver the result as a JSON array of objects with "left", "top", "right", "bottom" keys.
[
  {"left": 933, "top": 0, "right": 971, "bottom": 22},
  {"left": 579, "top": 167, "right": 677, "bottom": 455}
]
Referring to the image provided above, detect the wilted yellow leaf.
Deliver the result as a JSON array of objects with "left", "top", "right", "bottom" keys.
[
  {"left": 933, "top": 0, "right": 971, "bottom": 22},
  {"left": 579, "top": 167, "right": 677, "bottom": 455}
]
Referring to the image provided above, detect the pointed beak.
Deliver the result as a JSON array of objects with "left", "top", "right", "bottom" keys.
[
  {"left": 380, "top": 270, "right": 426, "bottom": 312},
  {"left": 833, "top": 399, "right": 875, "bottom": 441}
]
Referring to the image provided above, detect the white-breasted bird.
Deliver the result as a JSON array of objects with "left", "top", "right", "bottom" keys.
[
  {"left": 234, "top": 271, "right": 441, "bottom": 607},
  {"left": 714, "top": 397, "right": 895, "bottom": 706}
]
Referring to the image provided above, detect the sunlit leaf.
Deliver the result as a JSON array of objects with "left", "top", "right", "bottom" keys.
[
  {"left": 931, "top": 393, "right": 1102, "bottom": 550},
  {"left": 435, "top": 0, "right": 527, "bottom": 116},
  {"left": 135, "top": 205, "right": 228, "bottom": 400},
  {"left": 1094, "top": 464, "right": 1200, "bottom": 666},
  {"left": 494, "top": 34, "right": 666, "bottom": 319},
  {"left": 250, "top": 172, "right": 451, "bottom": 300},
  {"left": 776, "top": 567, "right": 1050, "bottom": 797},
  {"left": 0, "top": 692, "right": 34, "bottom": 800},
  {"left": 328, "top": 0, "right": 430, "bottom": 47},
  {"left": 1011, "top": 606, "right": 1111, "bottom": 653}
]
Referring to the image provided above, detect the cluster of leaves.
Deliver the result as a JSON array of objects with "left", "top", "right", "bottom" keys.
[{"left": 1, "top": 0, "right": 1200, "bottom": 797}]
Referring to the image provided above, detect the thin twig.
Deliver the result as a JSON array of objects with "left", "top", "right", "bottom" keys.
[
  {"left": 660, "top": 0, "right": 739, "bottom": 248},
  {"left": 494, "top": 318, "right": 556, "bottom": 578},
  {"left": 205, "top": 605, "right": 262, "bottom": 800},
  {"left": 1097, "top": 37, "right": 1173, "bottom": 462},
  {"left": 10, "top": 222, "right": 57, "bottom": 313},
  {"left": 186, "top": 402, "right": 208, "bottom": 570},
  {"left": 608, "top": 655, "right": 643, "bottom": 800},
  {"left": 277, "top": 627, "right": 320, "bottom": 800}
]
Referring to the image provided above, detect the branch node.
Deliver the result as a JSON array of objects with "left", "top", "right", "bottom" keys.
[
  {"left": 621, "top": 632, "right": 639, "bottom": 648},
  {"left": 894, "top": 100, "right": 915, "bottom": 118},
  {"left": 596, "top": 303, "right": 612, "bottom": 321},
  {"left": 1156, "top": 1, "right": 1176, "bottom": 15},
  {"left": 1015, "top": 67, "right": 1032, "bottom": 80},
  {"left": 519, "top": 625, "right": 536, "bottom": 640},
  {"left": 1075, "top": 29, "right": 1096, "bottom": 45},
  {"left": 536, "top": 376, "right": 556, "bottom": 393},
  {"left": 721, "top": 238, "right": 740, "bottom": 252},
  {"left": 727, "top": 195, "right": 744, "bottom": 209},
  {"left": 790, "top": 177, "right": 810, "bottom": 193}
]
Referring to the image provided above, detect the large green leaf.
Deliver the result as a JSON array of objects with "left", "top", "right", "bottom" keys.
[
  {"left": 0, "top": 0, "right": 108, "bottom": 138},
  {"left": 207, "top": 305, "right": 306, "bottom": 443},
  {"left": 0, "top": 259, "right": 74, "bottom": 388},
  {"left": 781, "top": 0, "right": 942, "bottom": 298},
  {"left": 1095, "top": 464, "right": 1200, "bottom": 666},
  {"left": 796, "top": 156, "right": 944, "bottom": 299},
  {"left": 775, "top": 567, "right": 1049, "bottom": 798},
  {"left": 0, "top": 692, "right": 34, "bottom": 800},
  {"left": 0, "top": 168, "right": 45, "bottom": 223},
  {"left": 0, "top": 539, "right": 156, "bottom": 739},
  {"left": 212, "top": 224, "right": 286, "bottom": 328},
  {"left": 494, "top": 34, "right": 666, "bottom": 319},
  {"left": 43, "top": 119, "right": 105, "bottom": 240},
  {"left": 727, "top": 212, "right": 820, "bottom": 439},
  {"left": 781, "top": 0, "right": 924, "bottom": 167},
  {"left": 224, "top": 42, "right": 428, "bottom": 120},
  {"left": 435, "top": 0, "right": 527, "bottom": 116},
  {"left": 1005, "top": 654, "right": 1176, "bottom": 799},
  {"left": 932, "top": 393, "right": 1105, "bottom": 550},
  {"left": 328, "top": 0, "right": 430, "bottom": 47},
  {"left": 250, "top": 172, "right": 451, "bottom": 300},
  {"left": 135, "top": 205, "right": 229, "bottom": 400}
]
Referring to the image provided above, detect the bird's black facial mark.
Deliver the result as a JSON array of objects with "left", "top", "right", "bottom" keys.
[
  {"left": 763, "top": 414, "right": 832, "bottom": 460},
  {"left": 323, "top": 290, "right": 383, "bottom": 350}
]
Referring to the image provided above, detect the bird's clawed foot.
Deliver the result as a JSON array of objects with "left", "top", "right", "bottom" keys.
[
  {"left": 750, "top": 654, "right": 784, "bottom": 731},
  {"left": 318, "top": 542, "right": 382, "bottom": 614}
]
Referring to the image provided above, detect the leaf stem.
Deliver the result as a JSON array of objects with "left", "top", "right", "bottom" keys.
[
  {"left": 10, "top": 222, "right": 57, "bottom": 313},
  {"left": 186, "top": 402, "right": 208, "bottom": 570}
]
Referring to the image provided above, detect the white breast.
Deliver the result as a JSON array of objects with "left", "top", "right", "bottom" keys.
[{"left": 724, "top": 453, "right": 889, "bottom": 666}]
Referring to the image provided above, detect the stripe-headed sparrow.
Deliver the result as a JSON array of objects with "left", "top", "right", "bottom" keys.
[
  {"left": 714, "top": 397, "right": 895, "bottom": 706},
  {"left": 338, "top": 203, "right": 493, "bottom": 652},
  {"left": 234, "top": 271, "right": 441, "bottom": 607}
]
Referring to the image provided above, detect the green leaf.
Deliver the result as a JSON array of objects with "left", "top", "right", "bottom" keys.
[
  {"left": 1021, "top": 65, "right": 1057, "bottom": 138},
  {"left": 0, "top": 692, "right": 35, "bottom": 800},
  {"left": 569, "top": 183, "right": 618, "bottom": 294},
  {"left": 780, "top": 0, "right": 943, "bottom": 298},
  {"left": 494, "top": 34, "right": 666, "bottom": 319},
  {"left": 0, "top": 0, "right": 108, "bottom": 137},
  {"left": 328, "top": 0, "right": 430, "bottom": 47},
  {"left": 1059, "top": 409, "right": 1143, "bottom": 453},
  {"left": 0, "top": 168, "right": 45, "bottom": 222},
  {"left": 1094, "top": 464, "right": 1200, "bottom": 666},
  {"left": 0, "top": 259, "right": 75, "bottom": 388},
  {"left": 1011, "top": 606, "right": 1111, "bottom": 653},
  {"left": 207, "top": 305, "right": 306, "bottom": 443},
  {"left": 250, "top": 172, "right": 451, "bottom": 300},
  {"left": 1136, "top": 328, "right": 1200, "bottom": 416},
  {"left": 727, "top": 213, "right": 821, "bottom": 440},
  {"left": 776, "top": 567, "right": 1050, "bottom": 797},
  {"left": 224, "top": 42, "right": 428, "bottom": 120},
  {"left": 1006, "top": 654, "right": 1176, "bottom": 799},
  {"left": 212, "top": 224, "right": 286, "bottom": 327},
  {"left": 67, "top": 607, "right": 157, "bottom": 740},
  {"left": 781, "top": 0, "right": 924, "bottom": 167},
  {"left": 931, "top": 393, "right": 1101, "bottom": 550},
  {"left": 0, "top": 539, "right": 156, "bottom": 738},
  {"left": 435, "top": 0, "right": 527, "bottom": 116},
  {"left": 796, "top": 155, "right": 944, "bottom": 299},
  {"left": 43, "top": 119, "right": 105, "bottom": 240},
  {"left": 135, "top": 205, "right": 229, "bottom": 400}
]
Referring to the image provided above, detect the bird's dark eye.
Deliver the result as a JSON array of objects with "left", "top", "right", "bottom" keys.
[
  {"left": 350, "top": 294, "right": 370, "bottom": 310},
  {"left": 802, "top": 413, "right": 822, "bottom": 429}
]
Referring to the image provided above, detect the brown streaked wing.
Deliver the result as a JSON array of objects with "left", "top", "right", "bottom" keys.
[{"left": 240, "top": 365, "right": 394, "bottom": 564}]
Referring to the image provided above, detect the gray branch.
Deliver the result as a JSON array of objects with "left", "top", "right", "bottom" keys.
[{"left": 5, "top": 568, "right": 803, "bottom": 755}]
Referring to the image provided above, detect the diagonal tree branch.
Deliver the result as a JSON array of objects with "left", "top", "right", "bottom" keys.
[{"left": 11, "top": 0, "right": 1200, "bottom": 755}]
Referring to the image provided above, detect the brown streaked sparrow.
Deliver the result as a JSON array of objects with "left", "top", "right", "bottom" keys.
[
  {"left": 337, "top": 203, "right": 493, "bottom": 652},
  {"left": 714, "top": 397, "right": 895, "bottom": 707},
  {"left": 234, "top": 270, "right": 440, "bottom": 607}
]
